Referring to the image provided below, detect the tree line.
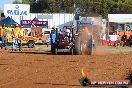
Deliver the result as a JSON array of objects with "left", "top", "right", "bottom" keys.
[{"left": 13, "top": 0, "right": 132, "bottom": 18}]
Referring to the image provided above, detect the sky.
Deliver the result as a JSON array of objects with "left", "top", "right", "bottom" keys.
[{"left": 0, "top": 0, "right": 22, "bottom": 11}]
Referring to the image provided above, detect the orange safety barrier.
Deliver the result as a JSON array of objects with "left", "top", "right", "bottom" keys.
[
  {"left": 110, "top": 41, "right": 115, "bottom": 46},
  {"left": 102, "top": 40, "right": 109, "bottom": 46}
]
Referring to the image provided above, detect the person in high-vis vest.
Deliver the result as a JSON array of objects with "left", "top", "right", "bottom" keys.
[
  {"left": 12, "top": 25, "right": 19, "bottom": 51},
  {"left": 18, "top": 25, "right": 24, "bottom": 51},
  {"left": 1, "top": 25, "right": 8, "bottom": 50},
  {"left": 0, "top": 27, "right": 2, "bottom": 49}
]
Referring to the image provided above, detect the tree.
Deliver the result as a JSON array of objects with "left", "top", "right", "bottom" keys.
[
  {"left": 12, "top": 0, "right": 132, "bottom": 18},
  {"left": 13, "top": 0, "right": 22, "bottom": 4},
  {"left": 22, "top": 0, "right": 30, "bottom": 4}
]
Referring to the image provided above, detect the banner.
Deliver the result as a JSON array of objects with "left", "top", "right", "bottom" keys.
[
  {"left": 79, "top": 20, "right": 94, "bottom": 25},
  {"left": 4, "top": 4, "right": 30, "bottom": 16},
  {"left": 21, "top": 20, "right": 48, "bottom": 27}
]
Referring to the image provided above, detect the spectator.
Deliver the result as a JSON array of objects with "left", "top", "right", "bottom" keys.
[
  {"left": 121, "top": 32, "right": 127, "bottom": 47},
  {"left": 50, "top": 29, "right": 56, "bottom": 53},
  {"left": 50, "top": 30, "right": 56, "bottom": 44},
  {"left": 12, "top": 25, "right": 19, "bottom": 51},
  {"left": 0, "top": 28, "right": 2, "bottom": 49},
  {"left": 18, "top": 25, "right": 24, "bottom": 51},
  {"left": 128, "top": 35, "right": 132, "bottom": 47},
  {"left": 1, "top": 25, "right": 8, "bottom": 50}
]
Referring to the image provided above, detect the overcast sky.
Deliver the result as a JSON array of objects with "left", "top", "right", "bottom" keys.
[{"left": 0, "top": 0, "right": 22, "bottom": 11}]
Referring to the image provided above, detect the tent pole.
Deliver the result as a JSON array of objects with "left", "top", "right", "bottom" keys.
[
  {"left": 117, "top": 24, "right": 118, "bottom": 35},
  {"left": 20, "top": 16, "right": 21, "bottom": 25},
  {"left": 108, "top": 18, "right": 109, "bottom": 36},
  {"left": 11, "top": 16, "right": 12, "bottom": 27},
  {"left": 20, "top": 16, "right": 23, "bottom": 26},
  {"left": 124, "top": 24, "right": 126, "bottom": 33}
]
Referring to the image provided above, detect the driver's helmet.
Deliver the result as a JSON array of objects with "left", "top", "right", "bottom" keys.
[{"left": 66, "top": 29, "right": 70, "bottom": 33}]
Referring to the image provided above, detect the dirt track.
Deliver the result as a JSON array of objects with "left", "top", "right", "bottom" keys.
[{"left": 0, "top": 47, "right": 132, "bottom": 88}]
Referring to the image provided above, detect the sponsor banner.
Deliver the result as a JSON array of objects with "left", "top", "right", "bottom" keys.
[
  {"left": 4, "top": 4, "right": 30, "bottom": 16},
  {"left": 79, "top": 20, "right": 94, "bottom": 25},
  {"left": 21, "top": 20, "right": 48, "bottom": 26}
]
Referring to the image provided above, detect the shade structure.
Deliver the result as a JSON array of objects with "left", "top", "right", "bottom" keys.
[{"left": 0, "top": 16, "right": 18, "bottom": 26}]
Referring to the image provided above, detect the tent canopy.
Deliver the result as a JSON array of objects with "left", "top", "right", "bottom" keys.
[
  {"left": 108, "top": 14, "right": 132, "bottom": 24},
  {"left": 32, "top": 17, "right": 39, "bottom": 21},
  {"left": 0, "top": 16, "right": 18, "bottom": 26}
]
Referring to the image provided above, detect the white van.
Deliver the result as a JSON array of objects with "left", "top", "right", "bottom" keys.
[{"left": 42, "top": 28, "right": 52, "bottom": 44}]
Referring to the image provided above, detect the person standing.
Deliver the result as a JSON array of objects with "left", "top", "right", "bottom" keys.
[
  {"left": 0, "top": 27, "right": 2, "bottom": 49},
  {"left": 18, "top": 25, "right": 24, "bottom": 51},
  {"left": 12, "top": 25, "right": 19, "bottom": 51},
  {"left": 121, "top": 32, "right": 127, "bottom": 47},
  {"left": 1, "top": 25, "right": 8, "bottom": 50},
  {"left": 50, "top": 29, "right": 56, "bottom": 53}
]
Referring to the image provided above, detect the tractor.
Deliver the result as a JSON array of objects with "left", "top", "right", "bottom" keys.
[
  {"left": 51, "top": 26, "right": 74, "bottom": 55},
  {"left": 51, "top": 19, "right": 94, "bottom": 55}
]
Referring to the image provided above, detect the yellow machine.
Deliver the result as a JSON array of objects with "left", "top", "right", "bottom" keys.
[{"left": 6, "top": 27, "right": 39, "bottom": 48}]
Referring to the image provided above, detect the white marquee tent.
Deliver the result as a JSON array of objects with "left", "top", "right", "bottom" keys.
[{"left": 108, "top": 14, "right": 132, "bottom": 23}]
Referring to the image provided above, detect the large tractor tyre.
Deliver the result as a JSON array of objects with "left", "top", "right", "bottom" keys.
[
  {"left": 55, "top": 48, "right": 58, "bottom": 55},
  {"left": 87, "top": 45, "right": 92, "bottom": 55},
  {"left": 28, "top": 40, "right": 35, "bottom": 48},
  {"left": 51, "top": 44, "right": 55, "bottom": 54},
  {"left": 70, "top": 48, "right": 74, "bottom": 55},
  {"left": 74, "top": 38, "right": 82, "bottom": 55},
  {"left": 87, "top": 39, "right": 93, "bottom": 55}
]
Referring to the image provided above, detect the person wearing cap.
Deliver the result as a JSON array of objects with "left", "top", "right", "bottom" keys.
[
  {"left": 12, "top": 25, "right": 20, "bottom": 51},
  {"left": 18, "top": 25, "right": 24, "bottom": 51},
  {"left": 63, "top": 29, "right": 71, "bottom": 41},
  {"left": 0, "top": 25, "right": 8, "bottom": 50}
]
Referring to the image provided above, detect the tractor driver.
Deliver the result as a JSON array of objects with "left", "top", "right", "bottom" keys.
[{"left": 63, "top": 29, "right": 71, "bottom": 42}]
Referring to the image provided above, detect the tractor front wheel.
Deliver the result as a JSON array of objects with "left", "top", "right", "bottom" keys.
[
  {"left": 28, "top": 40, "right": 35, "bottom": 48},
  {"left": 74, "top": 38, "right": 82, "bottom": 55},
  {"left": 70, "top": 48, "right": 74, "bottom": 55}
]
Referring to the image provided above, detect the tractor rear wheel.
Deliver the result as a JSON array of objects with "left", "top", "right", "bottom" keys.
[
  {"left": 87, "top": 45, "right": 92, "bottom": 55},
  {"left": 74, "top": 38, "right": 82, "bottom": 55}
]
